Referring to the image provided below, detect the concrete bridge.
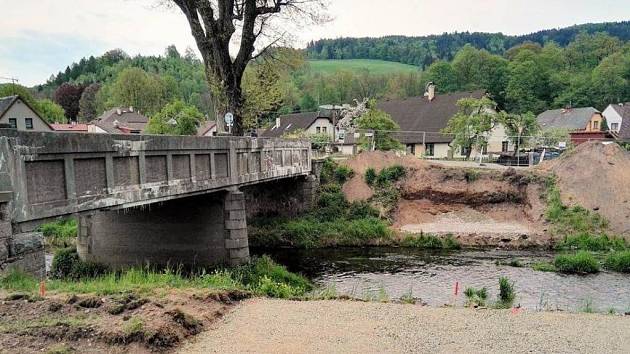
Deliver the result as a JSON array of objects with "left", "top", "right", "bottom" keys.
[{"left": 0, "top": 128, "right": 317, "bottom": 276}]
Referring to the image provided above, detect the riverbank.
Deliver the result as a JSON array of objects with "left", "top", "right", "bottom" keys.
[{"left": 179, "top": 298, "right": 630, "bottom": 354}]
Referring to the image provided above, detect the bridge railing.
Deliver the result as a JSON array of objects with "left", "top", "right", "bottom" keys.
[{"left": 0, "top": 129, "right": 311, "bottom": 224}]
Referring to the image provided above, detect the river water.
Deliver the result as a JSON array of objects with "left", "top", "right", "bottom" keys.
[{"left": 255, "top": 248, "right": 630, "bottom": 313}]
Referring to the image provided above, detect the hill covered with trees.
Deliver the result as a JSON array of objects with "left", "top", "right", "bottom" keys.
[{"left": 306, "top": 21, "right": 630, "bottom": 67}]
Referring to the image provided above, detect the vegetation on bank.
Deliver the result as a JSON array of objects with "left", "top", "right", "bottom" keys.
[
  {"left": 464, "top": 276, "right": 516, "bottom": 308},
  {"left": 39, "top": 219, "right": 77, "bottom": 250},
  {"left": 1, "top": 254, "right": 312, "bottom": 299}
]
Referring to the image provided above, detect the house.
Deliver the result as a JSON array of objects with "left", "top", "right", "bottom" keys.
[
  {"left": 537, "top": 107, "right": 607, "bottom": 146},
  {"left": 537, "top": 107, "right": 604, "bottom": 132},
  {"left": 90, "top": 107, "right": 149, "bottom": 134},
  {"left": 50, "top": 122, "right": 89, "bottom": 133},
  {"left": 0, "top": 95, "right": 53, "bottom": 132},
  {"left": 617, "top": 113, "right": 630, "bottom": 143},
  {"left": 602, "top": 103, "right": 628, "bottom": 133},
  {"left": 261, "top": 109, "right": 336, "bottom": 138},
  {"left": 376, "top": 87, "right": 511, "bottom": 159},
  {"left": 197, "top": 120, "right": 217, "bottom": 137}
]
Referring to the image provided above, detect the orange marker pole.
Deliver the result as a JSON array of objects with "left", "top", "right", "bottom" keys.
[
  {"left": 39, "top": 280, "right": 46, "bottom": 297},
  {"left": 454, "top": 281, "right": 459, "bottom": 296}
]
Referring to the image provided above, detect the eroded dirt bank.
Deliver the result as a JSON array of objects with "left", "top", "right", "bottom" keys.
[
  {"left": 179, "top": 299, "right": 630, "bottom": 354},
  {"left": 341, "top": 151, "right": 551, "bottom": 248},
  {"left": 0, "top": 290, "right": 247, "bottom": 353}
]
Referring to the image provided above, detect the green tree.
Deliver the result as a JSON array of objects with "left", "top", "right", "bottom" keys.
[
  {"left": 37, "top": 99, "right": 67, "bottom": 123},
  {"left": 591, "top": 52, "right": 630, "bottom": 108},
  {"left": 78, "top": 83, "right": 101, "bottom": 122},
  {"left": 355, "top": 102, "right": 402, "bottom": 151},
  {"left": 505, "top": 50, "right": 549, "bottom": 114},
  {"left": 442, "top": 97, "right": 497, "bottom": 160},
  {"left": 110, "top": 67, "right": 168, "bottom": 115},
  {"left": 424, "top": 61, "right": 459, "bottom": 92},
  {"left": 500, "top": 112, "right": 539, "bottom": 152},
  {"left": 146, "top": 100, "right": 204, "bottom": 136}
]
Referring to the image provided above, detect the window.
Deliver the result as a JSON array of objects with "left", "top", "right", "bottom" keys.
[
  {"left": 25, "top": 118, "right": 33, "bottom": 130},
  {"left": 611, "top": 123, "right": 619, "bottom": 131},
  {"left": 316, "top": 127, "right": 321, "bottom": 133},
  {"left": 482, "top": 145, "right": 488, "bottom": 155},
  {"left": 8, "top": 118, "right": 17, "bottom": 129},
  {"left": 592, "top": 121, "right": 599, "bottom": 130},
  {"left": 322, "top": 127, "right": 327, "bottom": 133},
  {"left": 425, "top": 143, "right": 435, "bottom": 157},
  {"left": 502, "top": 141, "right": 509, "bottom": 153}
]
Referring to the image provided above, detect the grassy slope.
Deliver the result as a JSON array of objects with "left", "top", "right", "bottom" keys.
[{"left": 307, "top": 59, "right": 420, "bottom": 74}]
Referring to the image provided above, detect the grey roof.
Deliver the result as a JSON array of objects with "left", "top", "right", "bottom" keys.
[
  {"left": 0, "top": 96, "right": 19, "bottom": 119},
  {"left": 619, "top": 106, "right": 630, "bottom": 141},
  {"left": 376, "top": 90, "right": 486, "bottom": 144},
  {"left": 92, "top": 108, "right": 149, "bottom": 134},
  {"left": 261, "top": 112, "right": 330, "bottom": 138},
  {"left": 536, "top": 107, "right": 599, "bottom": 131}
]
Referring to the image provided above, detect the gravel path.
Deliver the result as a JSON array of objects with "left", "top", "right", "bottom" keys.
[{"left": 179, "top": 299, "right": 630, "bottom": 354}]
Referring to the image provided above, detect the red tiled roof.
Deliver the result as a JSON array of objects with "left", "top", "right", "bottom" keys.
[{"left": 51, "top": 123, "right": 89, "bottom": 132}]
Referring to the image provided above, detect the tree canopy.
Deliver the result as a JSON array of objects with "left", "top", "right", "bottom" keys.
[{"left": 146, "top": 100, "right": 204, "bottom": 135}]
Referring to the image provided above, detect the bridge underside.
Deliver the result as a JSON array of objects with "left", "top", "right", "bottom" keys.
[{"left": 76, "top": 176, "right": 317, "bottom": 269}]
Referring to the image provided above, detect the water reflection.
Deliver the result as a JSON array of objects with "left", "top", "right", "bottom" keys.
[{"left": 255, "top": 248, "right": 630, "bottom": 313}]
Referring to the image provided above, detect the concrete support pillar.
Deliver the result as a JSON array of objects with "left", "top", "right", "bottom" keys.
[
  {"left": 0, "top": 203, "right": 45, "bottom": 277},
  {"left": 224, "top": 189, "right": 250, "bottom": 266},
  {"left": 300, "top": 175, "right": 319, "bottom": 210}
]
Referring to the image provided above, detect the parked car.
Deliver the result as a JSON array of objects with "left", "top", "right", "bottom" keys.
[{"left": 497, "top": 149, "right": 562, "bottom": 166}]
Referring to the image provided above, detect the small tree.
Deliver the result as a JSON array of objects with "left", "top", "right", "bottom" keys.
[
  {"left": 442, "top": 97, "right": 497, "bottom": 160},
  {"left": 355, "top": 102, "right": 402, "bottom": 151},
  {"left": 78, "top": 83, "right": 101, "bottom": 122},
  {"left": 37, "top": 99, "right": 67, "bottom": 123},
  {"left": 500, "top": 112, "right": 539, "bottom": 155},
  {"left": 53, "top": 83, "right": 85, "bottom": 121},
  {"left": 147, "top": 100, "right": 204, "bottom": 135}
]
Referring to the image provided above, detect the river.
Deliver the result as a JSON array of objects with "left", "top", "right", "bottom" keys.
[{"left": 255, "top": 248, "right": 630, "bottom": 313}]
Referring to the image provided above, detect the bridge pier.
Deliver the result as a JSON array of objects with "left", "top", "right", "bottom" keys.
[{"left": 77, "top": 189, "right": 250, "bottom": 269}]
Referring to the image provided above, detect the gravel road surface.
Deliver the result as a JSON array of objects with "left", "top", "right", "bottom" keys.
[{"left": 179, "top": 299, "right": 630, "bottom": 354}]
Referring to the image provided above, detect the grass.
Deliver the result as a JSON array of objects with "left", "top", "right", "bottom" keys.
[
  {"left": 532, "top": 262, "right": 556, "bottom": 272},
  {"left": 554, "top": 251, "right": 600, "bottom": 274},
  {"left": 497, "top": 276, "right": 516, "bottom": 308},
  {"left": 555, "top": 233, "right": 627, "bottom": 252},
  {"left": 307, "top": 59, "right": 420, "bottom": 75},
  {"left": 400, "top": 233, "right": 461, "bottom": 250},
  {"left": 123, "top": 317, "right": 144, "bottom": 336},
  {"left": 0, "top": 256, "right": 311, "bottom": 298},
  {"left": 544, "top": 178, "right": 608, "bottom": 237},
  {"left": 39, "top": 219, "right": 77, "bottom": 249},
  {"left": 604, "top": 251, "right": 630, "bottom": 273},
  {"left": 464, "top": 287, "right": 488, "bottom": 307}
]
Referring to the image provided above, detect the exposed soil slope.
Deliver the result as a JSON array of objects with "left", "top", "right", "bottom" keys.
[
  {"left": 339, "top": 151, "right": 549, "bottom": 248},
  {"left": 540, "top": 142, "right": 630, "bottom": 237}
]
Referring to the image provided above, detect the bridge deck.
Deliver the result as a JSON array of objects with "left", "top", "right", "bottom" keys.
[{"left": 0, "top": 129, "right": 311, "bottom": 225}]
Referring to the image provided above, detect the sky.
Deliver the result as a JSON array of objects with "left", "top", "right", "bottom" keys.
[{"left": 1, "top": 0, "right": 630, "bottom": 86}]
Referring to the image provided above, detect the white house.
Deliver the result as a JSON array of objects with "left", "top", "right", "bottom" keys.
[{"left": 602, "top": 103, "right": 628, "bottom": 133}]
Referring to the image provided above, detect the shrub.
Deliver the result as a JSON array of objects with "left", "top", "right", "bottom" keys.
[
  {"left": 347, "top": 201, "right": 380, "bottom": 220},
  {"left": 334, "top": 165, "right": 354, "bottom": 183},
  {"left": 375, "top": 165, "right": 406, "bottom": 186},
  {"left": 340, "top": 217, "right": 392, "bottom": 245},
  {"left": 464, "top": 170, "right": 480, "bottom": 183},
  {"left": 604, "top": 251, "right": 630, "bottom": 273},
  {"left": 464, "top": 286, "right": 488, "bottom": 306},
  {"left": 235, "top": 255, "right": 312, "bottom": 297},
  {"left": 319, "top": 158, "right": 337, "bottom": 185},
  {"left": 314, "top": 188, "right": 348, "bottom": 221},
  {"left": 497, "top": 276, "right": 516, "bottom": 307},
  {"left": 365, "top": 168, "right": 377, "bottom": 186},
  {"left": 50, "top": 248, "right": 107, "bottom": 280},
  {"left": 400, "top": 234, "right": 460, "bottom": 249},
  {"left": 554, "top": 252, "right": 600, "bottom": 274},
  {"left": 556, "top": 233, "right": 627, "bottom": 252}
]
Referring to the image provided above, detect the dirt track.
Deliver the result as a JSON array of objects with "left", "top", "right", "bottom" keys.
[{"left": 179, "top": 299, "right": 630, "bottom": 354}]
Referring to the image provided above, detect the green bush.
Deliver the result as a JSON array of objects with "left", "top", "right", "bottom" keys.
[
  {"left": 50, "top": 248, "right": 107, "bottom": 280},
  {"left": 235, "top": 255, "right": 312, "bottom": 297},
  {"left": 464, "top": 170, "right": 480, "bottom": 183},
  {"left": 334, "top": 165, "right": 354, "bottom": 183},
  {"left": 375, "top": 165, "right": 406, "bottom": 186},
  {"left": 554, "top": 251, "right": 600, "bottom": 274},
  {"left": 497, "top": 276, "right": 516, "bottom": 307},
  {"left": 314, "top": 188, "right": 349, "bottom": 221},
  {"left": 319, "top": 158, "right": 337, "bottom": 185},
  {"left": 556, "top": 233, "right": 627, "bottom": 252},
  {"left": 347, "top": 201, "right": 380, "bottom": 220},
  {"left": 464, "top": 286, "right": 488, "bottom": 306},
  {"left": 365, "top": 168, "right": 377, "bottom": 186},
  {"left": 604, "top": 251, "right": 630, "bottom": 273}
]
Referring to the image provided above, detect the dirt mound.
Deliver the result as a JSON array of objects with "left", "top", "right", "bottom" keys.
[
  {"left": 340, "top": 151, "right": 428, "bottom": 202},
  {"left": 540, "top": 141, "right": 630, "bottom": 237}
]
